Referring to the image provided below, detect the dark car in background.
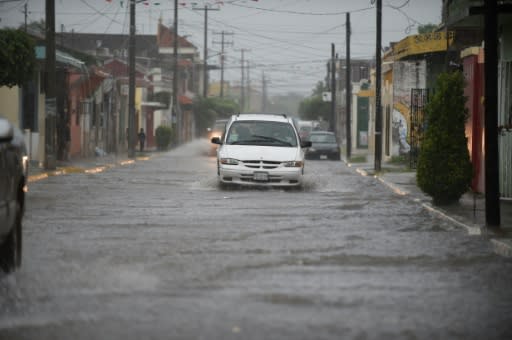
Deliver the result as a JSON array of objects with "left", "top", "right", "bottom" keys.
[
  {"left": 0, "top": 117, "right": 27, "bottom": 274},
  {"left": 305, "top": 131, "right": 340, "bottom": 160}
]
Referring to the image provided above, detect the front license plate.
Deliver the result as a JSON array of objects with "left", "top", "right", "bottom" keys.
[
  {"left": 253, "top": 172, "right": 269, "bottom": 181},
  {"left": 320, "top": 155, "right": 328, "bottom": 159}
]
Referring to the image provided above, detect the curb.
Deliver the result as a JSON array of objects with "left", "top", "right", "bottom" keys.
[
  {"left": 348, "top": 161, "right": 512, "bottom": 257},
  {"left": 491, "top": 239, "right": 512, "bottom": 257},
  {"left": 27, "top": 155, "right": 152, "bottom": 183}
]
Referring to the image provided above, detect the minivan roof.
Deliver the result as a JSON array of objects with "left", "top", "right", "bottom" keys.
[{"left": 231, "top": 113, "right": 290, "bottom": 123}]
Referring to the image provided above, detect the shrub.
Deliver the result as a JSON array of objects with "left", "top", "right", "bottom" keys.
[
  {"left": 416, "top": 71, "right": 472, "bottom": 205},
  {"left": 155, "top": 125, "right": 173, "bottom": 150},
  {"left": 0, "top": 28, "right": 36, "bottom": 87}
]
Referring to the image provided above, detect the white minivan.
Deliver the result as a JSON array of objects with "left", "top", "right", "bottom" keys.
[{"left": 211, "top": 113, "right": 312, "bottom": 188}]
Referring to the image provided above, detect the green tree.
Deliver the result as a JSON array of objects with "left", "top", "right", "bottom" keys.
[
  {"left": 312, "top": 81, "right": 327, "bottom": 97},
  {"left": 298, "top": 80, "right": 330, "bottom": 121},
  {"left": 298, "top": 96, "right": 330, "bottom": 122},
  {"left": 417, "top": 24, "right": 438, "bottom": 34},
  {"left": 192, "top": 96, "right": 238, "bottom": 136},
  {"left": 0, "top": 28, "right": 36, "bottom": 88},
  {"left": 24, "top": 19, "right": 46, "bottom": 34},
  {"left": 416, "top": 71, "right": 472, "bottom": 205}
]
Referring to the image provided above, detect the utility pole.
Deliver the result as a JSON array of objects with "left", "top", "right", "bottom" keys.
[
  {"left": 346, "top": 11, "right": 352, "bottom": 159},
  {"left": 247, "top": 60, "right": 251, "bottom": 111},
  {"left": 213, "top": 31, "right": 233, "bottom": 97},
  {"left": 261, "top": 71, "right": 267, "bottom": 112},
  {"left": 24, "top": 3, "right": 27, "bottom": 32},
  {"left": 330, "top": 43, "right": 336, "bottom": 133},
  {"left": 44, "top": 0, "right": 56, "bottom": 169},
  {"left": 237, "top": 48, "right": 250, "bottom": 112},
  {"left": 220, "top": 32, "right": 226, "bottom": 98},
  {"left": 374, "top": 0, "right": 383, "bottom": 172},
  {"left": 127, "top": 0, "right": 136, "bottom": 158},
  {"left": 173, "top": 0, "right": 180, "bottom": 144},
  {"left": 193, "top": 5, "right": 219, "bottom": 97},
  {"left": 204, "top": 7, "right": 208, "bottom": 97},
  {"left": 484, "top": 0, "right": 500, "bottom": 227}
]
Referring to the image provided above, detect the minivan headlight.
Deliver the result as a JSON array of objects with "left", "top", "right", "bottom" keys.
[
  {"left": 220, "top": 158, "right": 239, "bottom": 165},
  {"left": 283, "top": 161, "right": 303, "bottom": 167}
]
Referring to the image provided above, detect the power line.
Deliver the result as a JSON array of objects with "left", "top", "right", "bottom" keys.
[
  {"left": 188, "top": 8, "right": 330, "bottom": 54},
  {"left": 192, "top": 4, "right": 220, "bottom": 97},
  {"left": 79, "top": 0, "right": 124, "bottom": 26},
  {"left": 228, "top": 2, "right": 373, "bottom": 16},
  {"left": 104, "top": 1, "right": 123, "bottom": 34}
]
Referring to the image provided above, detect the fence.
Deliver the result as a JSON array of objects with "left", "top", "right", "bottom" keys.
[
  {"left": 409, "top": 88, "right": 430, "bottom": 169},
  {"left": 499, "top": 61, "right": 512, "bottom": 199}
]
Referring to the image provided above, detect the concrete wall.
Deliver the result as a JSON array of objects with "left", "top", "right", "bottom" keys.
[{"left": 0, "top": 86, "right": 20, "bottom": 124}]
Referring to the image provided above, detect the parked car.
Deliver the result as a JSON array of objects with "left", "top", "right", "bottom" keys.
[
  {"left": 305, "top": 131, "right": 340, "bottom": 160},
  {"left": 207, "top": 119, "right": 228, "bottom": 156},
  {"left": 0, "top": 117, "right": 28, "bottom": 274},
  {"left": 211, "top": 113, "right": 311, "bottom": 188}
]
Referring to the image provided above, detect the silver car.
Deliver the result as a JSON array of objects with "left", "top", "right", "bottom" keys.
[{"left": 0, "top": 117, "right": 27, "bottom": 274}]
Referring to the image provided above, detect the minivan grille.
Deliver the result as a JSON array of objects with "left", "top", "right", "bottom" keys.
[{"left": 242, "top": 160, "right": 281, "bottom": 169}]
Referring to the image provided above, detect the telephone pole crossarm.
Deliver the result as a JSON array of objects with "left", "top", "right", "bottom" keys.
[
  {"left": 193, "top": 5, "right": 220, "bottom": 97},
  {"left": 235, "top": 48, "right": 251, "bottom": 112},
  {"left": 212, "top": 31, "right": 234, "bottom": 97}
]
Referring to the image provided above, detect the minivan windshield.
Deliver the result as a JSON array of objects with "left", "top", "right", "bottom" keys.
[{"left": 226, "top": 121, "right": 298, "bottom": 147}]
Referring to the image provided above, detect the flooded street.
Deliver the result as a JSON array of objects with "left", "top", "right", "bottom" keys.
[{"left": 1, "top": 140, "right": 512, "bottom": 340}]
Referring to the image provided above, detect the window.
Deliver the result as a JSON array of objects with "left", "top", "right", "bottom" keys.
[{"left": 227, "top": 121, "right": 297, "bottom": 147}]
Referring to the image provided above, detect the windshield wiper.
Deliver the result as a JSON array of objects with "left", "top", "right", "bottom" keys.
[{"left": 251, "top": 134, "right": 292, "bottom": 146}]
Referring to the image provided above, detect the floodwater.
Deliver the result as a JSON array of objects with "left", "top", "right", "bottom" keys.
[{"left": 1, "top": 140, "right": 511, "bottom": 340}]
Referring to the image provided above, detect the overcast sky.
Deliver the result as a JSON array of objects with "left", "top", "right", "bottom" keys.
[{"left": 0, "top": 0, "right": 442, "bottom": 96}]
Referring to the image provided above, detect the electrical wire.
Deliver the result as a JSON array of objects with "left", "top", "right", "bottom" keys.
[
  {"left": 78, "top": 0, "right": 124, "bottom": 26},
  {"left": 228, "top": 2, "right": 373, "bottom": 16},
  {"left": 104, "top": 1, "right": 123, "bottom": 34},
  {"left": 188, "top": 8, "right": 333, "bottom": 56},
  {"left": 0, "top": 0, "right": 26, "bottom": 16},
  {"left": 386, "top": 0, "right": 410, "bottom": 10}
]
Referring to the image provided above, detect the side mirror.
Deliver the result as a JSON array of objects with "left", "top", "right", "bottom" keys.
[
  {"left": 301, "top": 140, "right": 312, "bottom": 148},
  {"left": 211, "top": 136, "right": 222, "bottom": 145}
]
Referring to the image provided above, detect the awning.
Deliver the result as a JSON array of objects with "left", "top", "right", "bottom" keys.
[
  {"left": 35, "top": 46, "right": 86, "bottom": 70},
  {"left": 179, "top": 94, "right": 193, "bottom": 105}
]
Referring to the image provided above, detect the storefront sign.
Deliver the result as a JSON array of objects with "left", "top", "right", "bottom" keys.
[{"left": 393, "top": 31, "right": 455, "bottom": 60}]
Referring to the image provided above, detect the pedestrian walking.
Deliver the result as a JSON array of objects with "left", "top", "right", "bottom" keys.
[{"left": 138, "top": 128, "right": 146, "bottom": 152}]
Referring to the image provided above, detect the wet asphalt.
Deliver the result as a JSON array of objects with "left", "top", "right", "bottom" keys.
[{"left": 1, "top": 139, "right": 512, "bottom": 340}]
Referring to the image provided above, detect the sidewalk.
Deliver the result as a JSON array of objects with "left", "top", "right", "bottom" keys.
[
  {"left": 27, "top": 152, "right": 152, "bottom": 183},
  {"left": 343, "top": 154, "right": 512, "bottom": 257}
]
